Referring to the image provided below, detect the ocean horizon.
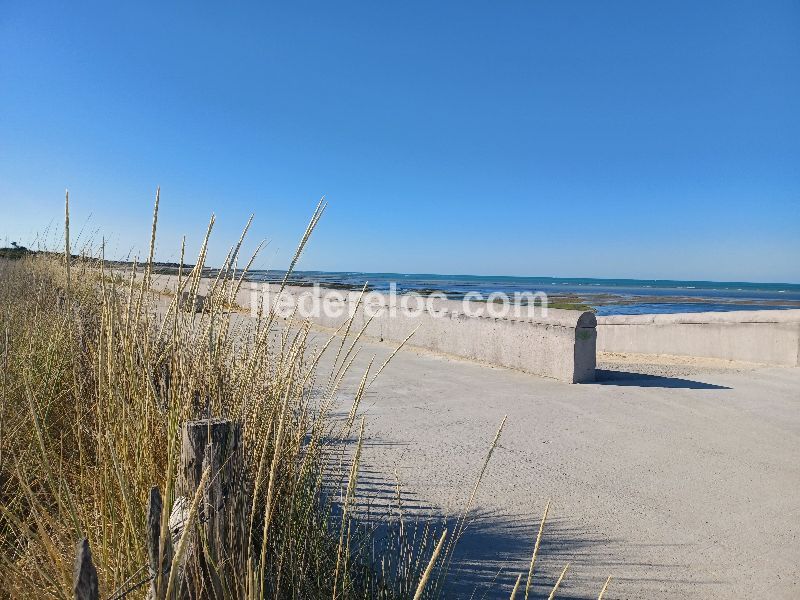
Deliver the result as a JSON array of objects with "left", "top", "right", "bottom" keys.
[{"left": 243, "top": 270, "right": 800, "bottom": 316}]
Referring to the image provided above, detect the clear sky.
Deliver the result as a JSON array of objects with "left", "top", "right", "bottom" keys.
[{"left": 1, "top": 1, "right": 798, "bottom": 282}]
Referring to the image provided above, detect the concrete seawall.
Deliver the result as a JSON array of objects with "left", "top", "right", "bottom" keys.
[
  {"left": 153, "top": 273, "right": 800, "bottom": 375},
  {"left": 243, "top": 286, "right": 598, "bottom": 383},
  {"left": 151, "top": 275, "right": 587, "bottom": 384},
  {"left": 150, "top": 275, "right": 596, "bottom": 382},
  {"left": 597, "top": 309, "right": 800, "bottom": 366}
]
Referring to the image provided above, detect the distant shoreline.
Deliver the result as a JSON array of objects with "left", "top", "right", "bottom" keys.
[
  {"left": 4, "top": 250, "right": 799, "bottom": 316},
  {"left": 216, "top": 268, "right": 800, "bottom": 316}
]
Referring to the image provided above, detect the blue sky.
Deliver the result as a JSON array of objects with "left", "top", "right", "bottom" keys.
[{"left": 1, "top": 1, "right": 798, "bottom": 282}]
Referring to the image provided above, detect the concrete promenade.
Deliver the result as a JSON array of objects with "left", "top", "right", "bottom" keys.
[{"left": 316, "top": 325, "right": 800, "bottom": 599}]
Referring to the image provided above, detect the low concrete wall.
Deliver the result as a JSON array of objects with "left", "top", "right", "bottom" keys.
[
  {"left": 242, "top": 284, "right": 597, "bottom": 383},
  {"left": 597, "top": 309, "right": 800, "bottom": 366}
]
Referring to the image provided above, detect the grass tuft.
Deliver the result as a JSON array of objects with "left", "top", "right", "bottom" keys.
[{"left": 0, "top": 195, "right": 612, "bottom": 599}]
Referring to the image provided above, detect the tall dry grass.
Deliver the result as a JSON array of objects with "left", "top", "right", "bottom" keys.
[
  {"left": 0, "top": 194, "right": 610, "bottom": 599},
  {"left": 0, "top": 196, "right": 441, "bottom": 599}
]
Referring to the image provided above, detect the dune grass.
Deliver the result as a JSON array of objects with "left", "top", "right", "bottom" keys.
[
  {"left": 0, "top": 194, "right": 610, "bottom": 599},
  {"left": 0, "top": 198, "right": 430, "bottom": 599}
]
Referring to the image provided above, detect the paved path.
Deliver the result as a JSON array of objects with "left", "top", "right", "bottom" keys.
[{"left": 315, "top": 331, "right": 800, "bottom": 599}]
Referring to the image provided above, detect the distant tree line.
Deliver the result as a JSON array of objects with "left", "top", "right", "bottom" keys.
[{"left": 0, "top": 242, "right": 29, "bottom": 260}]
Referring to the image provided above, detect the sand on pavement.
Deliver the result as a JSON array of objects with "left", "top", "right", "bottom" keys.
[{"left": 308, "top": 328, "right": 800, "bottom": 599}]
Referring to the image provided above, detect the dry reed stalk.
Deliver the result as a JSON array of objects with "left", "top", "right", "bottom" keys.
[
  {"left": 64, "top": 189, "right": 71, "bottom": 292},
  {"left": 332, "top": 416, "right": 366, "bottom": 599},
  {"left": 257, "top": 362, "right": 297, "bottom": 588},
  {"left": 509, "top": 573, "right": 523, "bottom": 600},
  {"left": 413, "top": 529, "right": 447, "bottom": 600},
  {"left": 134, "top": 189, "right": 161, "bottom": 329},
  {"left": 547, "top": 563, "right": 570, "bottom": 600},
  {"left": 524, "top": 498, "right": 551, "bottom": 600},
  {"left": 597, "top": 575, "right": 612, "bottom": 599},
  {"left": 367, "top": 324, "right": 419, "bottom": 389},
  {"left": 328, "top": 284, "right": 368, "bottom": 381}
]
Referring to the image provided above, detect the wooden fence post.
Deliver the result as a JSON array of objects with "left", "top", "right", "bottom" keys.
[
  {"left": 73, "top": 538, "right": 99, "bottom": 600},
  {"left": 178, "top": 418, "right": 243, "bottom": 598}
]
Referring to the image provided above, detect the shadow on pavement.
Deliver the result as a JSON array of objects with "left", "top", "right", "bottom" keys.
[{"left": 593, "top": 369, "right": 731, "bottom": 389}]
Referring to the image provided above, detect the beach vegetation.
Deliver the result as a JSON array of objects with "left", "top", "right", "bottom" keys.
[
  {"left": 0, "top": 194, "right": 609, "bottom": 599},
  {"left": 0, "top": 244, "right": 29, "bottom": 260}
]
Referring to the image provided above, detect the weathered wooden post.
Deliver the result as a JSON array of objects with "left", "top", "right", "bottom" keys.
[
  {"left": 146, "top": 486, "right": 174, "bottom": 600},
  {"left": 73, "top": 538, "right": 99, "bottom": 600},
  {"left": 178, "top": 418, "right": 243, "bottom": 598}
]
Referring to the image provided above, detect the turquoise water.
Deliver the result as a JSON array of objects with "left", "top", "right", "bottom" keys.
[{"left": 246, "top": 271, "right": 800, "bottom": 316}]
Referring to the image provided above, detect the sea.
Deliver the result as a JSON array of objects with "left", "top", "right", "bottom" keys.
[{"left": 245, "top": 270, "right": 800, "bottom": 316}]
